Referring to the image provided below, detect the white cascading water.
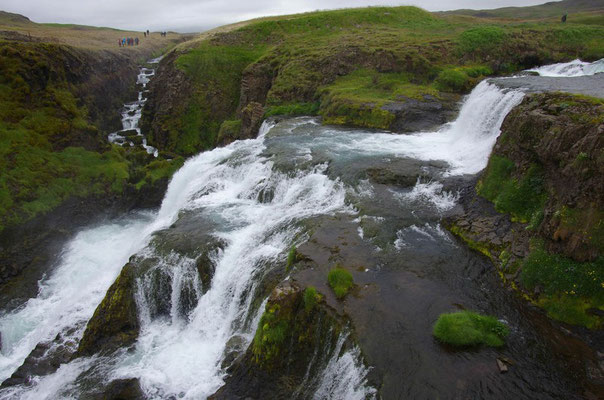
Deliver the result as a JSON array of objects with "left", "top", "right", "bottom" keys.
[
  {"left": 108, "top": 58, "right": 160, "bottom": 157},
  {"left": 0, "top": 212, "right": 154, "bottom": 382},
  {"left": 314, "top": 335, "right": 376, "bottom": 400},
  {"left": 527, "top": 57, "right": 604, "bottom": 77},
  {"left": 325, "top": 81, "right": 525, "bottom": 176},
  {"left": 112, "top": 122, "right": 353, "bottom": 398},
  {"left": 0, "top": 76, "right": 536, "bottom": 399}
]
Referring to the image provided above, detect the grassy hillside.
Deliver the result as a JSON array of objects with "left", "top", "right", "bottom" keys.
[
  {"left": 442, "top": 0, "right": 604, "bottom": 20},
  {"left": 0, "top": 10, "right": 181, "bottom": 54},
  {"left": 144, "top": 5, "right": 604, "bottom": 155},
  {"left": 0, "top": 13, "right": 184, "bottom": 234}
]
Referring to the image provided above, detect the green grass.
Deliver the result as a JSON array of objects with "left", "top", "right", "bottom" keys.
[
  {"left": 264, "top": 102, "right": 320, "bottom": 117},
  {"left": 0, "top": 43, "right": 132, "bottom": 232},
  {"left": 160, "top": 42, "right": 267, "bottom": 155},
  {"left": 286, "top": 246, "right": 297, "bottom": 271},
  {"left": 520, "top": 242, "right": 603, "bottom": 329},
  {"left": 153, "top": 5, "right": 604, "bottom": 154},
  {"left": 252, "top": 303, "right": 289, "bottom": 362},
  {"left": 327, "top": 267, "right": 354, "bottom": 299},
  {"left": 539, "top": 295, "right": 601, "bottom": 329},
  {"left": 521, "top": 244, "right": 603, "bottom": 301},
  {"left": 304, "top": 286, "right": 321, "bottom": 313},
  {"left": 457, "top": 26, "right": 506, "bottom": 57},
  {"left": 134, "top": 157, "right": 184, "bottom": 190},
  {"left": 216, "top": 119, "right": 242, "bottom": 144},
  {"left": 478, "top": 156, "right": 547, "bottom": 223},
  {"left": 433, "top": 311, "right": 510, "bottom": 347},
  {"left": 0, "top": 41, "right": 184, "bottom": 233}
]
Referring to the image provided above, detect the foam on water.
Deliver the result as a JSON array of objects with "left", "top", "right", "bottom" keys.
[{"left": 395, "top": 179, "right": 458, "bottom": 212}]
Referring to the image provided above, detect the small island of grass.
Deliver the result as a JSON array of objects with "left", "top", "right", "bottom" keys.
[
  {"left": 327, "top": 267, "right": 354, "bottom": 299},
  {"left": 433, "top": 310, "right": 509, "bottom": 348}
]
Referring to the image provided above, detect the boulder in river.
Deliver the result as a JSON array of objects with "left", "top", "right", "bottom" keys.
[{"left": 77, "top": 263, "right": 139, "bottom": 356}]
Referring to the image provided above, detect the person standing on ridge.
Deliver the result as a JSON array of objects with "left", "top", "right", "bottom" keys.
[{"left": 561, "top": 14, "right": 567, "bottom": 23}]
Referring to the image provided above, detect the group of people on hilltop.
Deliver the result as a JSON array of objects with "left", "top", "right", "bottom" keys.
[
  {"left": 119, "top": 37, "right": 139, "bottom": 47},
  {"left": 118, "top": 30, "right": 168, "bottom": 47}
]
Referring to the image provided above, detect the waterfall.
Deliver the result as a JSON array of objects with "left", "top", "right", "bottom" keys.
[
  {"left": 109, "top": 120, "right": 351, "bottom": 398},
  {"left": 0, "top": 212, "right": 155, "bottom": 382},
  {"left": 323, "top": 81, "right": 525, "bottom": 176},
  {"left": 108, "top": 59, "right": 160, "bottom": 157},
  {"left": 0, "top": 71, "right": 550, "bottom": 399},
  {"left": 527, "top": 57, "right": 604, "bottom": 77},
  {"left": 314, "top": 335, "right": 376, "bottom": 400}
]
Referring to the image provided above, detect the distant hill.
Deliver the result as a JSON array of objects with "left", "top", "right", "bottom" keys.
[
  {"left": 442, "top": 0, "right": 604, "bottom": 19},
  {"left": 0, "top": 11, "right": 32, "bottom": 25},
  {"left": 0, "top": 9, "right": 185, "bottom": 51}
]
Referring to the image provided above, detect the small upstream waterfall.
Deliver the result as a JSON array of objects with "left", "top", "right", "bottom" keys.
[
  {"left": 108, "top": 57, "right": 161, "bottom": 157},
  {"left": 1, "top": 60, "right": 596, "bottom": 399},
  {"left": 527, "top": 57, "right": 604, "bottom": 77}
]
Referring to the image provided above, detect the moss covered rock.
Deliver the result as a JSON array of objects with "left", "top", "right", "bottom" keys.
[
  {"left": 78, "top": 263, "right": 139, "bottom": 356},
  {"left": 211, "top": 281, "right": 345, "bottom": 399}
]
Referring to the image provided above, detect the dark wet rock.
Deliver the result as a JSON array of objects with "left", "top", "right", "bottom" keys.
[
  {"left": 382, "top": 94, "right": 459, "bottom": 133},
  {"left": 221, "top": 335, "right": 247, "bottom": 369},
  {"left": 78, "top": 263, "right": 139, "bottom": 356},
  {"left": 210, "top": 281, "right": 346, "bottom": 400},
  {"left": 239, "top": 101, "right": 265, "bottom": 140},
  {"left": 89, "top": 378, "right": 145, "bottom": 400},
  {"left": 120, "top": 129, "right": 139, "bottom": 137},
  {"left": 365, "top": 157, "right": 447, "bottom": 188},
  {"left": 196, "top": 251, "right": 217, "bottom": 295},
  {"left": 151, "top": 211, "right": 224, "bottom": 258},
  {"left": 129, "top": 136, "right": 144, "bottom": 146}
]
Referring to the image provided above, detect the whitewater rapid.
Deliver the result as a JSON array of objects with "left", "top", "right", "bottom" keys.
[{"left": 527, "top": 57, "right": 604, "bottom": 77}]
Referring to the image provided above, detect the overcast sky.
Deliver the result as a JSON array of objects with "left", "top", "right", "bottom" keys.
[{"left": 1, "top": 0, "right": 556, "bottom": 32}]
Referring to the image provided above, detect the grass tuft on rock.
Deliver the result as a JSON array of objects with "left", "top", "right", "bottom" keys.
[
  {"left": 327, "top": 267, "right": 353, "bottom": 299},
  {"left": 303, "top": 286, "right": 320, "bottom": 313},
  {"left": 433, "top": 311, "right": 509, "bottom": 348},
  {"left": 286, "top": 246, "right": 297, "bottom": 271}
]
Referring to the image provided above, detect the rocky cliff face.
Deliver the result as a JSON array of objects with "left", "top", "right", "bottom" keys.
[{"left": 448, "top": 92, "right": 603, "bottom": 331}]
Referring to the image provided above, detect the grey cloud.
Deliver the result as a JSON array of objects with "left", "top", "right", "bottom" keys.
[{"left": 1, "top": 0, "right": 555, "bottom": 32}]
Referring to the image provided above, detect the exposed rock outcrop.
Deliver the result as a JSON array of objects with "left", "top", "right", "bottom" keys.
[
  {"left": 447, "top": 92, "right": 603, "bottom": 327},
  {"left": 78, "top": 263, "right": 139, "bottom": 356},
  {"left": 210, "top": 281, "right": 347, "bottom": 399}
]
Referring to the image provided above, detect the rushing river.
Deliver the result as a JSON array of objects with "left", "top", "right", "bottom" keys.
[{"left": 0, "top": 60, "right": 602, "bottom": 399}]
